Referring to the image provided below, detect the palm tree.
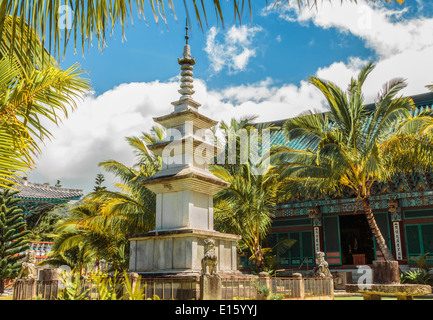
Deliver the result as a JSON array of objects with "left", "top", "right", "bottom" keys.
[
  {"left": 1, "top": 1, "right": 404, "bottom": 62},
  {"left": 84, "top": 126, "right": 164, "bottom": 234},
  {"left": 40, "top": 203, "right": 101, "bottom": 274},
  {"left": 0, "top": 52, "right": 89, "bottom": 188},
  {"left": 44, "top": 126, "right": 165, "bottom": 271},
  {"left": 271, "top": 62, "right": 433, "bottom": 262},
  {"left": 0, "top": 0, "right": 403, "bottom": 187},
  {"left": 216, "top": 115, "right": 278, "bottom": 175},
  {"left": 211, "top": 162, "right": 286, "bottom": 269}
]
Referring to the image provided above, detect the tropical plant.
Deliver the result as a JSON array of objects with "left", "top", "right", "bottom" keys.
[
  {"left": 1, "top": 1, "right": 404, "bottom": 65},
  {"left": 122, "top": 271, "right": 146, "bottom": 300},
  {"left": 0, "top": 53, "right": 89, "bottom": 188},
  {"left": 43, "top": 126, "right": 164, "bottom": 272},
  {"left": 251, "top": 280, "right": 270, "bottom": 300},
  {"left": 84, "top": 127, "right": 164, "bottom": 236},
  {"left": 24, "top": 208, "right": 63, "bottom": 242},
  {"left": 57, "top": 269, "right": 145, "bottom": 300},
  {"left": 271, "top": 62, "right": 433, "bottom": 262},
  {"left": 216, "top": 116, "right": 278, "bottom": 175},
  {"left": 401, "top": 269, "right": 430, "bottom": 285},
  {"left": 88, "top": 270, "right": 123, "bottom": 300},
  {"left": 39, "top": 202, "right": 127, "bottom": 273},
  {"left": 57, "top": 270, "right": 90, "bottom": 300},
  {"left": 0, "top": 187, "right": 30, "bottom": 293},
  {"left": 257, "top": 238, "right": 297, "bottom": 275},
  {"left": 0, "top": 11, "right": 89, "bottom": 189},
  {"left": 407, "top": 253, "right": 431, "bottom": 275},
  {"left": 212, "top": 162, "right": 286, "bottom": 270}
]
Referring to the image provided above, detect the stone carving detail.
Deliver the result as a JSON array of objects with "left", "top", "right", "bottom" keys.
[
  {"left": 313, "top": 251, "right": 332, "bottom": 278},
  {"left": 201, "top": 239, "right": 217, "bottom": 275},
  {"left": 17, "top": 250, "right": 37, "bottom": 280}
]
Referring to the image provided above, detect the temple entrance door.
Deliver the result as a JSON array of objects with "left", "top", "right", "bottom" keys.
[{"left": 339, "top": 214, "right": 375, "bottom": 265}]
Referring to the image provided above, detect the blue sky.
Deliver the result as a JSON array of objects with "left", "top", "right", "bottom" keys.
[
  {"left": 29, "top": 0, "right": 433, "bottom": 194},
  {"left": 59, "top": 1, "right": 377, "bottom": 94}
]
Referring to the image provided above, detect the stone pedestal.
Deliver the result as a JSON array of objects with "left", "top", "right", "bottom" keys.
[
  {"left": 128, "top": 229, "right": 240, "bottom": 275},
  {"left": 201, "top": 275, "right": 222, "bottom": 300},
  {"left": 39, "top": 268, "right": 60, "bottom": 281},
  {"left": 128, "top": 30, "right": 241, "bottom": 282}
]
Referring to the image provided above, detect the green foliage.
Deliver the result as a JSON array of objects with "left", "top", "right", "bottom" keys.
[
  {"left": 57, "top": 270, "right": 146, "bottom": 300},
  {"left": 269, "top": 293, "right": 284, "bottom": 300},
  {"left": 271, "top": 62, "right": 433, "bottom": 261},
  {"left": 0, "top": 48, "right": 89, "bottom": 189},
  {"left": 401, "top": 253, "right": 432, "bottom": 284},
  {"left": 88, "top": 270, "right": 122, "bottom": 300},
  {"left": 93, "top": 173, "right": 107, "bottom": 192},
  {"left": 401, "top": 269, "right": 430, "bottom": 285},
  {"left": 122, "top": 271, "right": 146, "bottom": 300},
  {"left": 24, "top": 207, "right": 64, "bottom": 242},
  {"left": 408, "top": 253, "right": 431, "bottom": 274},
  {"left": 57, "top": 271, "right": 90, "bottom": 300},
  {"left": 251, "top": 280, "right": 270, "bottom": 299},
  {"left": 213, "top": 162, "right": 287, "bottom": 270},
  {"left": 0, "top": 188, "right": 30, "bottom": 293}
]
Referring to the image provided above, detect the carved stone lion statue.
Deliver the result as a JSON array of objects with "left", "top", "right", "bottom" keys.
[
  {"left": 201, "top": 239, "right": 217, "bottom": 275},
  {"left": 17, "top": 250, "right": 37, "bottom": 280},
  {"left": 313, "top": 251, "right": 332, "bottom": 278}
]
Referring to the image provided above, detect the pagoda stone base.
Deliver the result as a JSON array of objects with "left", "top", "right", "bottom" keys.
[{"left": 128, "top": 228, "right": 241, "bottom": 275}]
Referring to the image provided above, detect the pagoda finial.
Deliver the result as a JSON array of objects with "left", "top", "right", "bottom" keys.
[
  {"left": 185, "top": 20, "right": 189, "bottom": 45},
  {"left": 175, "top": 23, "right": 197, "bottom": 104}
]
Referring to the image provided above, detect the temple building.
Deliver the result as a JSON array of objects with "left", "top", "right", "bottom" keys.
[
  {"left": 11, "top": 177, "right": 83, "bottom": 218},
  {"left": 256, "top": 91, "right": 433, "bottom": 271},
  {"left": 9, "top": 178, "right": 83, "bottom": 262}
]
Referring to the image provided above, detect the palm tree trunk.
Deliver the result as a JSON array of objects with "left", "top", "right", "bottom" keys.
[
  {"left": 253, "top": 244, "right": 266, "bottom": 270},
  {"left": 361, "top": 197, "right": 395, "bottom": 261}
]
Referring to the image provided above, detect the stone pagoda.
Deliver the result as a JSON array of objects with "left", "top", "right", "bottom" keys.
[{"left": 128, "top": 27, "right": 241, "bottom": 276}]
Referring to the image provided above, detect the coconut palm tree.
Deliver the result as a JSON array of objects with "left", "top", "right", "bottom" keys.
[
  {"left": 85, "top": 127, "right": 164, "bottom": 233},
  {"left": 1, "top": 1, "right": 404, "bottom": 62},
  {"left": 212, "top": 162, "right": 286, "bottom": 269},
  {"left": 216, "top": 116, "right": 278, "bottom": 175},
  {"left": 0, "top": 0, "right": 403, "bottom": 187},
  {"left": 271, "top": 62, "right": 433, "bottom": 262},
  {"left": 41, "top": 201, "right": 132, "bottom": 273},
  {"left": 0, "top": 52, "right": 89, "bottom": 188},
  {"left": 42, "top": 126, "right": 164, "bottom": 271}
]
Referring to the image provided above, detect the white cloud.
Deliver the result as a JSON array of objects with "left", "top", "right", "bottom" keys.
[
  {"left": 204, "top": 25, "right": 263, "bottom": 74},
  {"left": 263, "top": 0, "right": 433, "bottom": 99},
  {"left": 29, "top": 74, "right": 330, "bottom": 193},
  {"left": 29, "top": 80, "right": 180, "bottom": 193},
  {"left": 29, "top": 0, "right": 433, "bottom": 194},
  {"left": 264, "top": 1, "right": 433, "bottom": 56}
]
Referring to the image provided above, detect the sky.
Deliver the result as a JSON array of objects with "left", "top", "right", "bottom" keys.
[{"left": 28, "top": 0, "right": 433, "bottom": 195}]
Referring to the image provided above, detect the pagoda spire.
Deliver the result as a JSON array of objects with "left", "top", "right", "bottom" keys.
[{"left": 172, "top": 23, "right": 201, "bottom": 112}]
